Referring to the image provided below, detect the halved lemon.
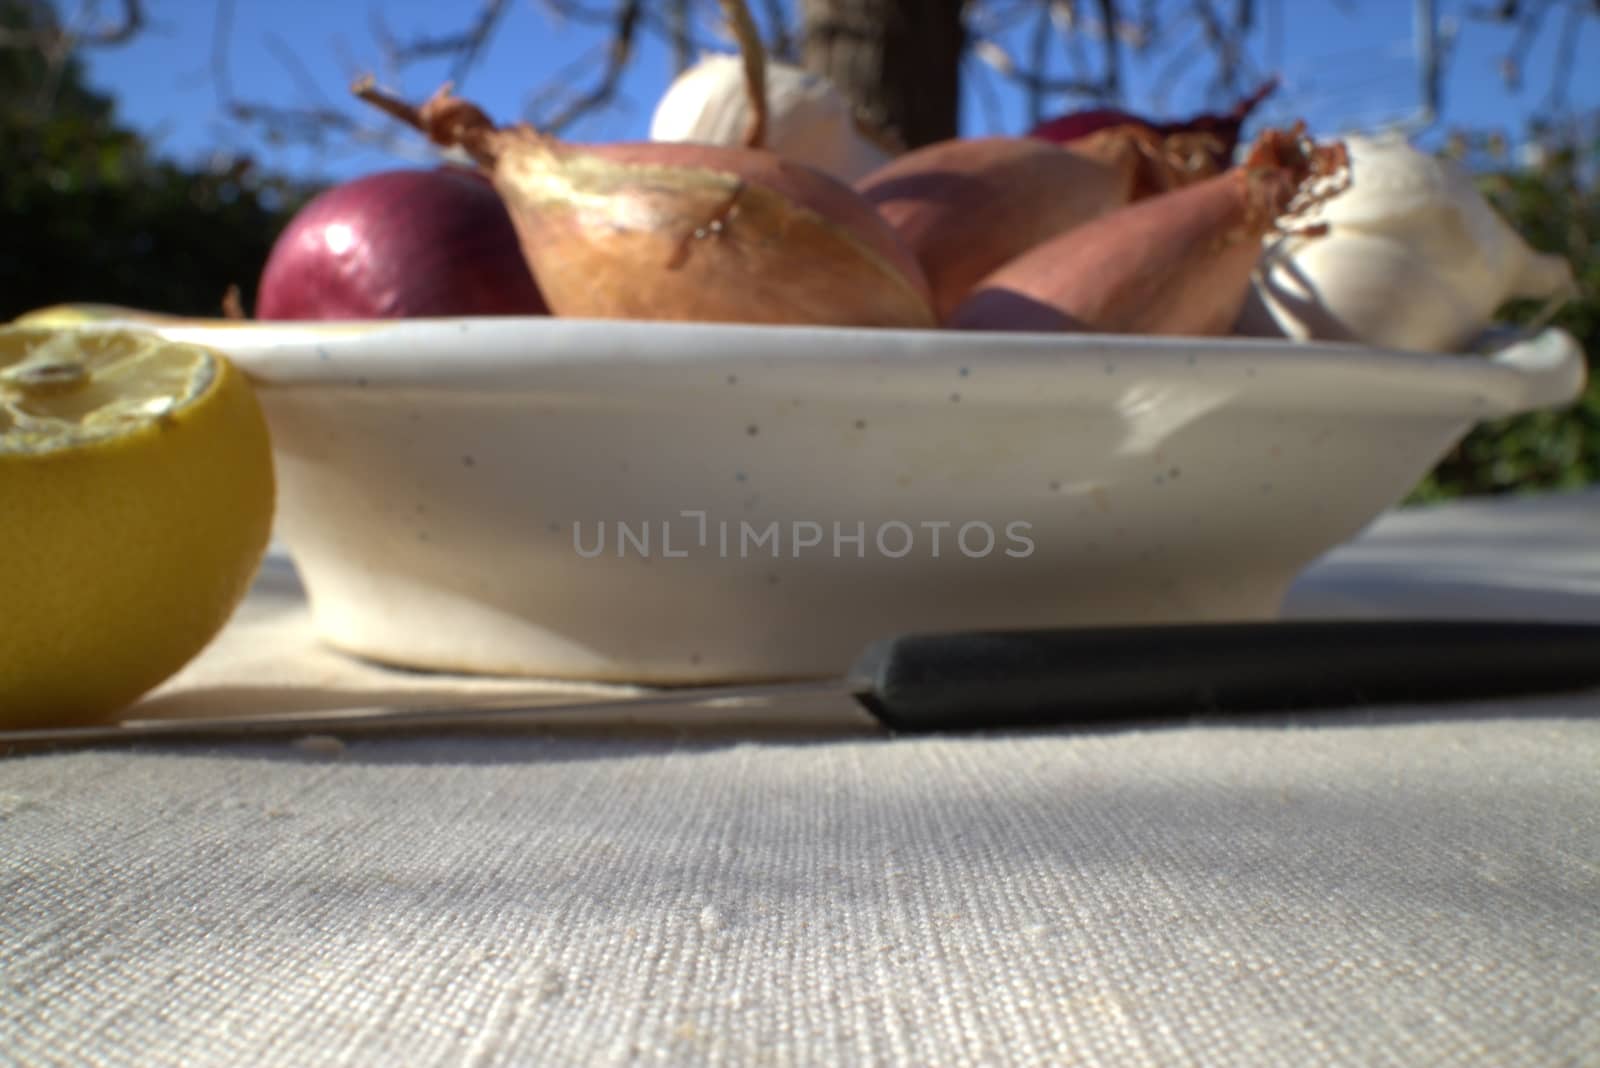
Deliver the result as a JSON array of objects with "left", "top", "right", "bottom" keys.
[
  {"left": 11, "top": 303, "right": 183, "bottom": 328},
  {"left": 1, "top": 327, "right": 275, "bottom": 727}
]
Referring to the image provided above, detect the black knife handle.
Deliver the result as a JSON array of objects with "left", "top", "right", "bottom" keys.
[{"left": 849, "top": 620, "right": 1600, "bottom": 733}]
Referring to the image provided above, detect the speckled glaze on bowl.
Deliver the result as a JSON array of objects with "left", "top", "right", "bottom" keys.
[{"left": 150, "top": 318, "right": 1585, "bottom": 683}]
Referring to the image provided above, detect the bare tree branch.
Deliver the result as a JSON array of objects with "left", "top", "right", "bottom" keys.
[
  {"left": 538, "top": 0, "right": 716, "bottom": 50},
  {"left": 1541, "top": 0, "right": 1583, "bottom": 111},
  {"left": 1151, "top": 38, "right": 1202, "bottom": 109},
  {"left": 974, "top": 35, "right": 1116, "bottom": 97},
  {"left": 964, "top": 49, "right": 1009, "bottom": 133},
  {"left": 1028, "top": 2, "right": 1053, "bottom": 123},
  {"left": 521, "top": 43, "right": 609, "bottom": 117},
  {"left": 669, "top": 0, "right": 693, "bottom": 71},
  {"left": 207, "top": 0, "right": 420, "bottom": 157},
  {"left": 1493, "top": 0, "right": 1545, "bottom": 90},
  {"left": 378, "top": 0, "right": 510, "bottom": 87},
  {"left": 264, "top": 32, "right": 335, "bottom": 111},
  {"left": 760, "top": 0, "right": 797, "bottom": 60},
  {"left": 76, "top": 0, "right": 144, "bottom": 45},
  {"left": 1135, "top": 0, "right": 1163, "bottom": 49},
  {"left": 1, "top": 0, "right": 144, "bottom": 113},
  {"left": 1094, "top": 0, "right": 1123, "bottom": 99},
  {"left": 1187, "top": 0, "right": 1238, "bottom": 98},
  {"left": 1263, "top": 0, "right": 1282, "bottom": 67},
  {"left": 970, "top": 0, "right": 1046, "bottom": 37},
  {"left": 1467, "top": 0, "right": 1597, "bottom": 104},
  {"left": 12, "top": 0, "right": 1595, "bottom": 170},
  {"left": 209, "top": 0, "right": 239, "bottom": 109},
  {"left": 0, "top": 0, "right": 143, "bottom": 49},
  {"left": 1056, "top": 1, "right": 1096, "bottom": 86},
  {"left": 529, "top": 0, "right": 643, "bottom": 133},
  {"left": 966, "top": 21, "right": 1120, "bottom": 101},
  {"left": 1234, "top": 0, "right": 1254, "bottom": 34},
  {"left": 365, "top": 7, "right": 404, "bottom": 87}
]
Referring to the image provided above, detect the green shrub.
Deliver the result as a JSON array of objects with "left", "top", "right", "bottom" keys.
[
  {"left": 1409, "top": 140, "right": 1599, "bottom": 500},
  {"left": 0, "top": 0, "right": 316, "bottom": 321}
]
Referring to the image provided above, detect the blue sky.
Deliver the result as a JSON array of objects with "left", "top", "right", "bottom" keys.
[{"left": 80, "top": 1, "right": 1597, "bottom": 184}]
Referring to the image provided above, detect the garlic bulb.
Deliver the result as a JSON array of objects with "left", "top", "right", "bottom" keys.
[
  {"left": 1235, "top": 133, "right": 1576, "bottom": 352},
  {"left": 650, "top": 54, "right": 895, "bottom": 183}
]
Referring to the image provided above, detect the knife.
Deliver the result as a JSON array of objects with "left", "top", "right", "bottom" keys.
[{"left": 4, "top": 619, "right": 1600, "bottom": 747}]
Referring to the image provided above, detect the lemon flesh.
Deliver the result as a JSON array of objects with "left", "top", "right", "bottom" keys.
[
  {"left": 1, "top": 327, "right": 276, "bottom": 727},
  {"left": 11, "top": 303, "right": 181, "bottom": 328}
]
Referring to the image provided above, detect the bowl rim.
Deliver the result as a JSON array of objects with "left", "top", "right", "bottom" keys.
[{"left": 136, "top": 317, "right": 1586, "bottom": 420}]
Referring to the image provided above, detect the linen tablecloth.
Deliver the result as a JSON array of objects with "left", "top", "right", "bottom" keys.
[{"left": 4, "top": 490, "right": 1598, "bottom": 1066}]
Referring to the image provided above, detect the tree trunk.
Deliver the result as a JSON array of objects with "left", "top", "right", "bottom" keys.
[{"left": 799, "top": 0, "right": 966, "bottom": 149}]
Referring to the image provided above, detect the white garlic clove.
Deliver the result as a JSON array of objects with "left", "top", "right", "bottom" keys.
[
  {"left": 649, "top": 54, "right": 894, "bottom": 183},
  {"left": 1239, "top": 134, "right": 1577, "bottom": 352},
  {"left": 1244, "top": 232, "right": 1488, "bottom": 353},
  {"left": 1507, "top": 242, "right": 1579, "bottom": 303},
  {"left": 1299, "top": 133, "right": 1444, "bottom": 231}
]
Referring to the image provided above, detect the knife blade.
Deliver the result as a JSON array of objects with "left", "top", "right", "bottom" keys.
[{"left": 4, "top": 619, "right": 1600, "bottom": 747}]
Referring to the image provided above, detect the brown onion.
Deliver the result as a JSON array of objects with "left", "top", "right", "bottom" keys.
[
  {"left": 950, "top": 124, "right": 1349, "bottom": 337},
  {"left": 352, "top": 82, "right": 935, "bottom": 329}
]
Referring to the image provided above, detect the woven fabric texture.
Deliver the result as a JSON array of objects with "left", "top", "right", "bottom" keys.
[
  {"left": 4, "top": 491, "right": 1599, "bottom": 1065},
  {"left": 3, "top": 709, "right": 1598, "bottom": 1066}
]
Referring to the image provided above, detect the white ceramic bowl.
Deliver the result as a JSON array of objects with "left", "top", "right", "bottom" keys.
[{"left": 150, "top": 318, "right": 1585, "bottom": 683}]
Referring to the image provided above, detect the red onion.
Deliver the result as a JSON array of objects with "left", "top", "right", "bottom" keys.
[
  {"left": 255, "top": 167, "right": 548, "bottom": 320},
  {"left": 1028, "top": 79, "right": 1279, "bottom": 171}
]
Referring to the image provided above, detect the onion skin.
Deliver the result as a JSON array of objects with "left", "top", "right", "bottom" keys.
[
  {"left": 256, "top": 168, "right": 548, "bottom": 320},
  {"left": 1235, "top": 134, "right": 1580, "bottom": 352},
  {"left": 951, "top": 126, "right": 1348, "bottom": 337},
  {"left": 1068, "top": 125, "right": 1230, "bottom": 199},
  {"left": 857, "top": 138, "right": 1135, "bottom": 323},
  {"left": 1028, "top": 79, "right": 1280, "bottom": 173},
  {"left": 857, "top": 131, "right": 1219, "bottom": 322},
  {"left": 500, "top": 140, "right": 935, "bottom": 327},
  {"left": 357, "top": 84, "right": 935, "bottom": 329},
  {"left": 1030, "top": 106, "right": 1147, "bottom": 143}
]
